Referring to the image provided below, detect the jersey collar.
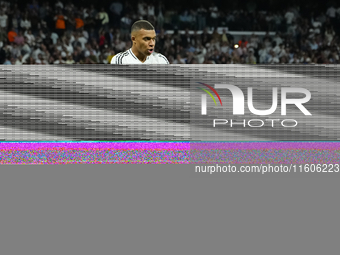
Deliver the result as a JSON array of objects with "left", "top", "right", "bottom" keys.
[{"left": 129, "top": 48, "right": 149, "bottom": 63}]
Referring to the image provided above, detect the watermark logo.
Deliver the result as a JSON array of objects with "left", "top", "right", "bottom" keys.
[
  {"left": 198, "top": 83, "right": 312, "bottom": 116},
  {"left": 196, "top": 83, "right": 312, "bottom": 128}
]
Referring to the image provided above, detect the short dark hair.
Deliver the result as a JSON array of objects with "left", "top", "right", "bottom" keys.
[{"left": 131, "top": 20, "right": 154, "bottom": 33}]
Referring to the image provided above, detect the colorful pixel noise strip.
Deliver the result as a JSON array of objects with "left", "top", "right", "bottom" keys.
[{"left": 0, "top": 142, "right": 339, "bottom": 164}]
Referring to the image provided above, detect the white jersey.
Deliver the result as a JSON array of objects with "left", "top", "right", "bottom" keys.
[{"left": 111, "top": 48, "right": 169, "bottom": 64}]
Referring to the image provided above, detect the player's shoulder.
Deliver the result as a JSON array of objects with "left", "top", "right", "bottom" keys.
[
  {"left": 151, "top": 52, "right": 170, "bottom": 64},
  {"left": 110, "top": 50, "right": 131, "bottom": 64}
]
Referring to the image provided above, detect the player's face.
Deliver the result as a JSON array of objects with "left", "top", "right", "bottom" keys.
[{"left": 132, "top": 29, "right": 156, "bottom": 57}]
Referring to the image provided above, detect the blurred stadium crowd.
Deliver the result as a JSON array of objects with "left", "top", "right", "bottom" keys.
[{"left": 0, "top": 0, "right": 340, "bottom": 64}]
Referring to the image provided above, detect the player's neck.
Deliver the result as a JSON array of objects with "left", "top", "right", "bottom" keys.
[{"left": 131, "top": 47, "right": 147, "bottom": 63}]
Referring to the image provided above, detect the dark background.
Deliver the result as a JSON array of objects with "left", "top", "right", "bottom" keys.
[{"left": 14, "top": 0, "right": 338, "bottom": 13}]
